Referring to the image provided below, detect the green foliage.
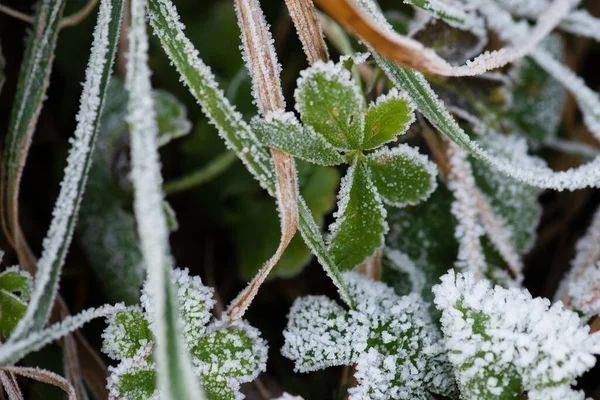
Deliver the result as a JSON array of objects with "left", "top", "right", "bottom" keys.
[
  {"left": 327, "top": 160, "right": 387, "bottom": 271},
  {"left": 253, "top": 59, "right": 436, "bottom": 271},
  {"left": 282, "top": 271, "right": 457, "bottom": 399},
  {"left": 434, "top": 271, "right": 600, "bottom": 400},
  {"left": 0, "top": 267, "right": 32, "bottom": 337},
  {"left": 103, "top": 268, "right": 268, "bottom": 399},
  {"left": 295, "top": 62, "right": 366, "bottom": 149},
  {"left": 251, "top": 111, "right": 345, "bottom": 166},
  {"left": 365, "top": 146, "right": 438, "bottom": 207}
]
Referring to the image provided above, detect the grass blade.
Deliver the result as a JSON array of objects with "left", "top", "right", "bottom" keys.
[
  {"left": 126, "top": 0, "right": 205, "bottom": 398},
  {"left": 0, "top": 305, "right": 124, "bottom": 366},
  {"left": 147, "top": 0, "right": 353, "bottom": 308},
  {"left": 10, "top": 0, "right": 125, "bottom": 339},
  {"left": 1, "top": 0, "right": 65, "bottom": 269},
  {"left": 376, "top": 55, "right": 600, "bottom": 191}
]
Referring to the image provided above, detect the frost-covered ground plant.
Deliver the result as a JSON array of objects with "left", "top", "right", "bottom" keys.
[
  {"left": 2, "top": 0, "right": 600, "bottom": 398},
  {"left": 103, "top": 268, "right": 268, "bottom": 399},
  {"left": 433, "top": 270, "right": 600, "bottom": 400},
  {"left": 282, "top": 271, "right": 456, "bottom": 399}
]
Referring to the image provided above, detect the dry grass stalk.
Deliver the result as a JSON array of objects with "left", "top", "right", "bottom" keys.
[
  {"left": 284, "top": 0, "right": 329, "bottom": 64},
  {"left": 314, "top": 0, "right": 576, "bottom": 76},
  {"left": 227, "top": 0, "right": 299, "bottom": 321}
]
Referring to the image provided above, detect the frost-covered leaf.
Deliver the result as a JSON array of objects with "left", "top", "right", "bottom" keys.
[
  {"left": 0, "top": 267, "right": 32, "bottom": 337},
  {"left": 281, "top": 295, "right": 366, "bottom": 372},
  {"left": 192, "top": 321, "right": 268, "bottom": 383},
  {"left": 471, "top": 134, "right": 542, "bottom": 254},
  {"left": 141, "top": 268, "right": 215, "bottom": 346},
  {"left": 362, "top": 89, "right": 415, "bottom": 150},
  {"left": 2, "top": 0, "right": 65, "bottom": 249},
  {"left": 568, "top": 262, "right": 600, "bottom": 321},
  {"left": 365, "top": 145, "right": 438, "bottom": 208},
  {"left": 102, "top": 306, "right": 153, "bottom": 360},
  {"left": 328, "top": 160, "right": 387, "bottom": 271},
  {"left": 295, "top": 61, "right": 366, "bottom": 150},
  {"left": 433, "top": 270, "right": 600, "bottom": 400},
  {"left": 11, "top": 0, "right": 125, "bottom": 340},
  {"left": 251, "top": 111, "right": 345, "bottom": 166},
  {"left": 509, "top": 37, "right": 566, "bottom": 147},
  {"left": 107, "top": 359, "right": 157, "bottom": 400},
  {"left": 283, "top": 272, "right": 456, "bottom": 398},
  {"left": 155, "top": 89, "right": 193, "bottom": 147},
  {"left": 0, "top": 304, "right": 124, "bottom": 366}
]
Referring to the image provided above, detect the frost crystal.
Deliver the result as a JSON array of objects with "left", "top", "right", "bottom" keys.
[
  {"left": 433, "top": 270, "right": 600, "bottom": 399},
  {"left": 282, "top": 272, "right": 456, "bottom": 399},
  {"left": 103, "top": 268, "right": 268, "bottom": 399}
]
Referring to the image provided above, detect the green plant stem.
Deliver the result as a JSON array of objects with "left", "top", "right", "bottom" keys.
[{"left": 163, "top": 151, "right": 237, "bottom": 195}]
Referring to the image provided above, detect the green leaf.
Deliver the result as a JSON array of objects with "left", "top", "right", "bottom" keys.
[
  {"left": 3, "top": 0, "right": 65, "bottom": 237},
  {"left": 362, "top": 89, "right": 415, "bottom": 150},
  {"left": 251, "top": 111, "right": 345, "bottom": 166},
  {"left": 102, "top": 307, "right": 153, "bottom": 360},
  {"left": 108, "top": 362, "right": 157, "bottom": 400},
  {"left": 365, "top": 145, "right": 438, "bottom": 207},
  {"left": 192, "top": 324, "right": 266, "bottom": 380},
  {"left": 328, "top": 159, "right": 387, "bottom": 271},
  {"left": 10, "top": 0, "right": 125, "bottom": 341},
  {"left": 295, "top": 61, "right": 366, "bottom": 150},
  {"left": 192, "top": 322, "right": 267, "bottom": 399},
  {"left": 0, "top": 268, "right": 32, "bottom": 337},
  {"left": 281, "top": 295, "right": 360, "bottom": 372},
  {"left": 148, "top": 0, "right": 354, "bottom": 309},
  {"left": 509, "top": 37, "right": 566, "bottom": 147},
  {"left": 155, "top": 89, "right": 193, "bottom": 147},
  {"left": 434, "top": 271, "right": 598, "bottom": 400}
]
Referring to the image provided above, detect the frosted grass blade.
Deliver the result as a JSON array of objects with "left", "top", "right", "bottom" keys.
[
  {"left": 0, "top": 305, "right": 124, "bottom": 366},
  {"left": 10, "top": 0, "right": 125, "bottom": 340},
  {"left": 376, "top": 55, "right": 600, "bottom": 191},
  {"left": 2, "top": 0, "right": 64, "bottom": 268},
  {"left": 126, "top": 0, "right": 205, "bottom": 398},
  {"left": 147, "top": 0, "right": 353, "bottom": 308}
]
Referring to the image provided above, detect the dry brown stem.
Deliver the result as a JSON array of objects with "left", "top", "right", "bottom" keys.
[
  {"left": 284, "top": 0, "right": 329, "bottom": 64},
  {"left": 227, "top": 0, "right": 298, "bottom": 321}
]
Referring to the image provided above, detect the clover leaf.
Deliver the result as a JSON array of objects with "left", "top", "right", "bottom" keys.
[{"left": 252, "top": 59, "right": 438, "bottom": 271}]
